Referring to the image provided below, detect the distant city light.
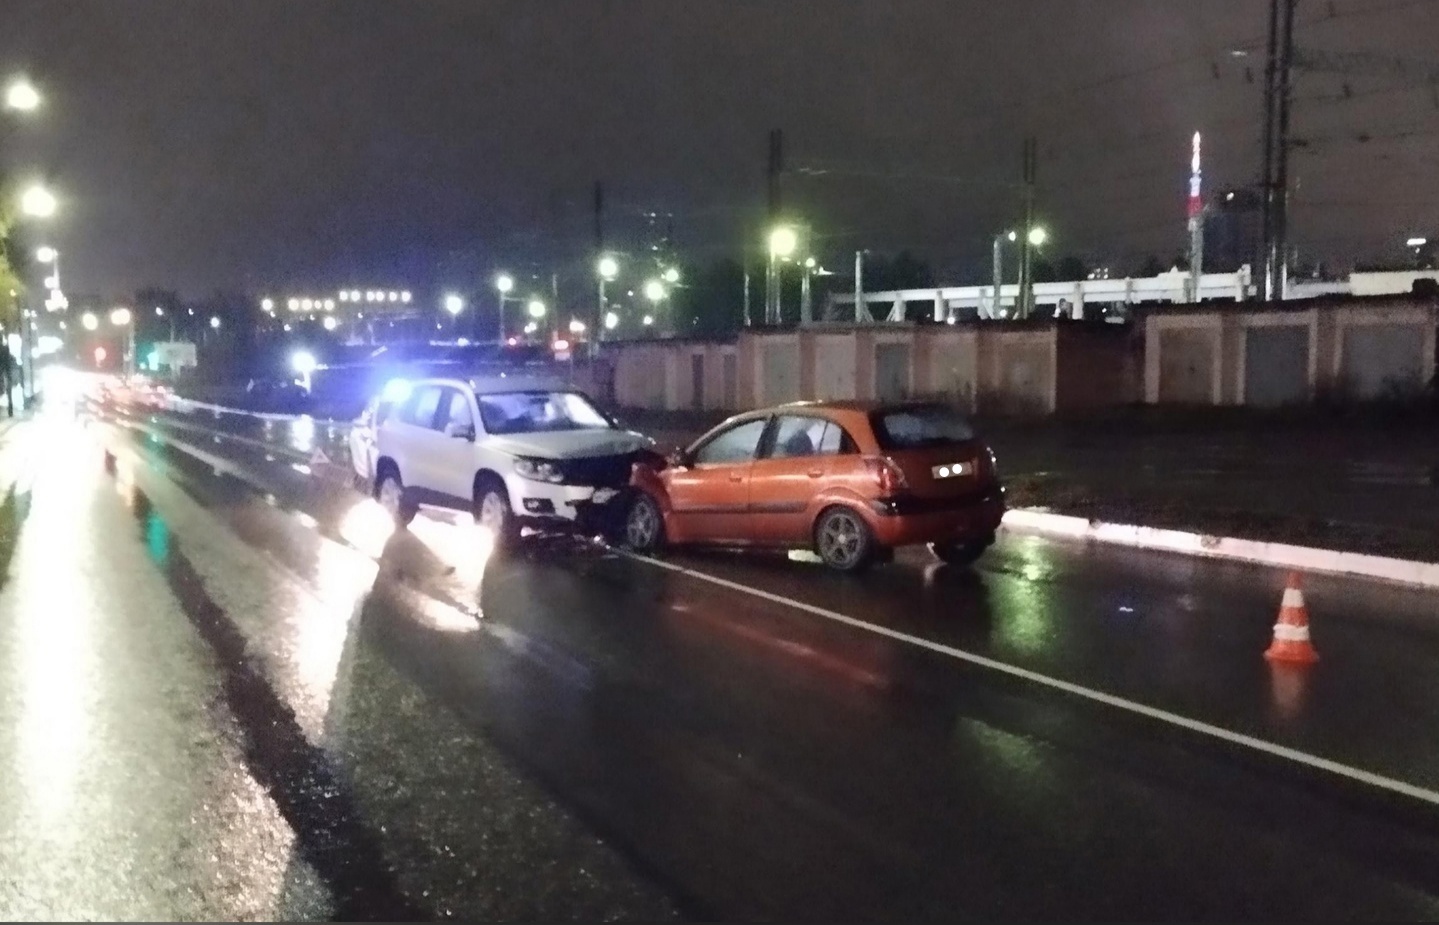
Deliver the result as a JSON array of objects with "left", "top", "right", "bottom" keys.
[
  {"left": 301, "top": 298, "right": 314, "bottom": 310},
  {"left": 291, "top": 350, "right": 317, "bottom": 375},
  {"left": 444, "top": 293, "right": 464, "bottom": 315},
  {"left": 35, "top": 246, "right": 57, "bottom": 263},
  {"left": 401, "top": 291, "right": 412, "bottom": 303},
  {"left": 349, "top": 290, "right": 361, "bottom": 302},
  {"left": 597, "top": 256, "right": 619, "bottom": 280},
  {"left": 210, "top": 316, "right": 221, "bottom": 330},
  {"left": 322, "top": 315, "right": 338, "bottom": 331},
  {"left": 527, "top": 298, "right": 546, "bottom": 319},
  {"left": 19, "top": 184, "right": 56, "bottom": 218},
  {"left": 4, "top": 78, "right": 40, "bottom": 112},
  {"left": 643, "top": 279, "right": 666, "bottom": 302},
  {"left": 642, "top": 315, "right": 654, "bottom": 326},
  {"left": 1028, "top": 227, "right": 1049, "bottom": 246},
  {"left": 568, "top": 319, "right": 586, "bottom": 334},
  {"left": 662, "top": 266, "right": 680, "bottom": 284},
  {"left": 261, "top": 298, "right": 275, "bottom": 311},
  {"left": 323, "top": 299, "right": 335, "bottom": 310},
  {"left": 287, "top": 298, "right": 300, "bottom": 311},
  {"left": 768, "top": 226, "right": 798, "bottom": 258},
  {"left": 155, "top": 307, "right": 165, "bottom": 316},
  {"left": 387, "top": 291, "right": 399, "bottom": 302},
  {"left": 523, "top": 321, "right": 538, "bottom": 334},
  {"left": 604, "top": 311, "right": 619, "bottom": 330},
  {"left": 496, "top": 273, "right": 515, "bottom": 294},
  {"left": 93, "top": 346, "right": 106, "bottom": 365},
  {"left": 81, "top": 312, "right": 99, "bottom": 331},
  {"left": 1408, "top": 237, "right": 1429, "bottom": 248},
  {"left": 553, "top": 339, "right": 570, "bottom": 352},
  {"left": 339, "top": 292, "right": 350, "bottom": 302},
  {"left": 109, "top": 307, "right": 132, "bottom": 326},
  {"left": 456, "top": 337, "right": 470, "bottom": 346}
]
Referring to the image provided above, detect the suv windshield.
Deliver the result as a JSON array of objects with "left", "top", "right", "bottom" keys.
[
  {"left": 870, "top": 405, "right": 976, "bottom": 450},
  {"left": 476, "top": 390, "right": 613, "bottom": 435}
]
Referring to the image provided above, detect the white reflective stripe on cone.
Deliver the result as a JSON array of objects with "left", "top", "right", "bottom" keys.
[
  {"left": 1273, "top": 623, "right": 1312, "bottom": 641},
  {"left": 1282, "top": 588, "right": 1306, "bottom": 608}
]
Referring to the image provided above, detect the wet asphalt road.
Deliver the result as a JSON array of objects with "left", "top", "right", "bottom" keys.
[{"left": 1, "top": 401, "right": 1439, "bottom": 920}]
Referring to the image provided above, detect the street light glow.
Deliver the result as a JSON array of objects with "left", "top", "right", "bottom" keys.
[
  {"left": 210, "top": 316, "right": 221, "bottom": 330},
  {"left": 604, "top": 311, "right": 619, "bottom": 330},
  {"left": 662, "top": 266, "right": 680, "bottom": 284},
  {"left": 568, "top": 319, "right": 586, "bottom": 334},
  {"left": 444, "top": 293, "right": 464, "bottom": 315},
  {"left": 642, "top": 314, "right": 654, "bottom": 326},
  {"left": 4, "top": 78, "right": 40, "bottom": 112},
  {"left": 19, "top": 184, "right": 56, "bottom": 218},
  {"left": 81, "top": 312, "right": 98, "bottom": 331},
  {"left": 291, "top": 350, "right": 317, "bottom": 375},
  {"left": 643, "top": 279, "right": 666, "bottom": 302},
  {"left": 261, "top": 298, "right": 274, "bottom": 311},
  {"left": 804, "top": 256, "right": 816, "bottom": 269},
  {"left": 1028, "top": 227, "right": 1049, "bottom": 246},
  {"left": 769, "top": 226, "right": 799, "bottom": 258},
  {"left": 598, "top": 256, "right": 619, "bottom": 280},
  {"left": 110, "top": 307, "right": 132, "bottom": 326},
  {"left": 35, "top": 247, "right": 57, "bottom": 263},
  {"left": 1408, "top": 237, "right": 1429, "bottom": 248},
  {"left": 496, "top": 273, "right": 515, "bottom": 294},
  {"left": 527, "top": 298, "right": 546, "bottom": 319},
  {"left": 322, "top": 315, "right": 339, "bottom": 331}
]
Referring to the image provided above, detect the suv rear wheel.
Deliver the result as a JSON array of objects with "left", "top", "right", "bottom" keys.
[{"left": 375, "top": 464, "right": 417, "bottom": 527}]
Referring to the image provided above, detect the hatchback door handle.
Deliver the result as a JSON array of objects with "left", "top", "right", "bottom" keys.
[
  {"left": 807, "top": 469, "right": 824, "bottom": 478},
  {"left": 729, "top": 473, "right": 744, "bottom": 482}
]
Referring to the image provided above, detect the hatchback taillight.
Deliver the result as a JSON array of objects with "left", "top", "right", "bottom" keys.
[{"left": 863, "top": 456, "right": 910, "bottom": 497}]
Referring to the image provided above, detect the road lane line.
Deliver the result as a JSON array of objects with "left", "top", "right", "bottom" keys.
[{"left": 629, "top": 553, "right": 1439, "bottom": 809}]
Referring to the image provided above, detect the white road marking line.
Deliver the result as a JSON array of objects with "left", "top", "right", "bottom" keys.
[{"left": 629, "top": 553, "right": 1439, "bottom": 809}]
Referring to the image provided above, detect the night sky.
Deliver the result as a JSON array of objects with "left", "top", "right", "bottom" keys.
[{"left": 2, "top": 0, "right": 1436, "bottom": 298}]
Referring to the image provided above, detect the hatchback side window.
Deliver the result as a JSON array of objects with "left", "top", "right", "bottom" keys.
[
  {"left": 770, "top": 416, "right": 856, "bottom": 458},
  {"left": 694, "top": 419, "right": 768, "bottom": 465},
  {"left": 400, "top": 386, "right": 443, "bottom": 429}
]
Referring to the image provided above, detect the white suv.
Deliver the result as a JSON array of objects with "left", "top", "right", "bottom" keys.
[{"left": 352, "top": 376, "right": 655, "bottom": 542}]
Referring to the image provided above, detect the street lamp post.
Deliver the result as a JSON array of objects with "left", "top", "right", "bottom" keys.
[
  {"left": 495, "top": 274, "right": 515, "bottom": 344},
  {"left": 110, "top": 307, "right": 135, "bottom": 376},
  {"left": 991, "top": 227, "right": 1047, "bottom": 319},
  {"left": 596, "top": 256, "right": 619, "bottom": 351},
  {"left": 443, "top": 293, "right": 464, "bottom": 338},
  {"left": 767, "top": 225, "right": 798, "bottom": 325}
]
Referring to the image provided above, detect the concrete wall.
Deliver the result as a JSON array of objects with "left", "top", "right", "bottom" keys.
[{"left": 1143, "top": 297, "right": 1438, "bottom": 406}]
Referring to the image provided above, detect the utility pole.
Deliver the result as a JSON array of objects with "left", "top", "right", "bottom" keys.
[
  {"left": 1017, "top": 136, "right": 1038, "bottom": 319},
  {"left": 1187, "top": 132, "right": 1206, "bottom": 303},
  {"left": 764, "top": 128, "right": 783, "bottom": 325},
  {"left": 854, "top": 250, "right": 865, "bottom": 324},
  {"left": 1261, "top": 0, "right": 1298, "bottom": 302}
]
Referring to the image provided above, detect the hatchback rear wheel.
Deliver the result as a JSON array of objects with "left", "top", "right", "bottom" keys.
[
  {"left": 814, "top": 506, "right": 875, "bottom": 572},
  {"left": 929, "top": 532, "right": 994, "bottom": 567}
]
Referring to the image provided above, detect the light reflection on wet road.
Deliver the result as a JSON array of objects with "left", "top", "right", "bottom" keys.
[{"left": 0, "top": 404, "right": 1436, "bottom": 919}]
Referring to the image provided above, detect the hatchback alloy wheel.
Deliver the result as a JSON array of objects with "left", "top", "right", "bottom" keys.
[{"left": 815, "top": 507, "right": 873, "bottom": 572}]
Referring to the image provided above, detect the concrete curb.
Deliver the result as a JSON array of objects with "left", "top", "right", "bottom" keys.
[{"left": 1002, "top": 508, "right": 1439, "bottom": 590}]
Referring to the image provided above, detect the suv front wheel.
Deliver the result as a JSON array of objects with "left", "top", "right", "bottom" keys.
[{"left": 474, "top": 478, "right": 520, "bottom": 548}]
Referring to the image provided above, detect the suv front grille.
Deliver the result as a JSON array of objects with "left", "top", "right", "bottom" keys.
[{"left": 558, "top": 453, "right": 635, "bottom": 488}]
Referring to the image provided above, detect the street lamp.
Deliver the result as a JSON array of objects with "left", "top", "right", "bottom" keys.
[
  {"left": 662, "top": 266, "right": 680, "bottom": 285},
  {"left": 209, "top": 316, "right": 221, "bottom": 330},
  {"left": 769, "top": 226, "right": 798, "bottom": 260},
  {"left": 495, "top": 273, "right": 516, "bottom": 343},
  {"left": 643, "top": 279, "right": 666, "bottom": 303},
  {"left": 4, "top": 78, "right": 40, "bottom": 112},
  {"left": 990, "top": 227, "right": 1048, "bottom": 319},
  {"left": 19, "top": 184, "right": 55, "bottom": 218},
  {"left": 526, "top": 298, "right": 546, "bottom": 320},
  {"left": 322, "top": 315, "right": 339, "bottom": 332},
  {"left": 444, "top": 293, "right": 464, "bottom": 316},
  {"left": 81, "top": 311, "right": 99, "bottom": 331},
  {"left": 1028, "top": 226, "right": 1049, "bottom": 247}
]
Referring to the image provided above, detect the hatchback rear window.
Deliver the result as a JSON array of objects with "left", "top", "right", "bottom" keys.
[{"left": 870, "top": 405, "right": 975, "bottom": 450}]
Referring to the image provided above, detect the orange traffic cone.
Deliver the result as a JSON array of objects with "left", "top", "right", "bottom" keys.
[{"left": 1265, "top": 572, "right": 1319, "bottom": 664}]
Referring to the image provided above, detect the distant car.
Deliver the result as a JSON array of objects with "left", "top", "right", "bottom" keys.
[
  {"left": 361, "top": 376, "right": 657, "bottom": 544},
  {"left": 624, "top": 401, "right": 1005, "bottom": 572}
]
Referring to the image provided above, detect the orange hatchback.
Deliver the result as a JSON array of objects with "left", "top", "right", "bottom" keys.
[{"left": 624, "top": 401, "right": 1005, "bottom": 571}]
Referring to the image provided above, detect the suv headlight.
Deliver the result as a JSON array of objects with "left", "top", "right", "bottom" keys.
[{"left": 514, "top": 457, "right": 564, "bottom": 483}]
